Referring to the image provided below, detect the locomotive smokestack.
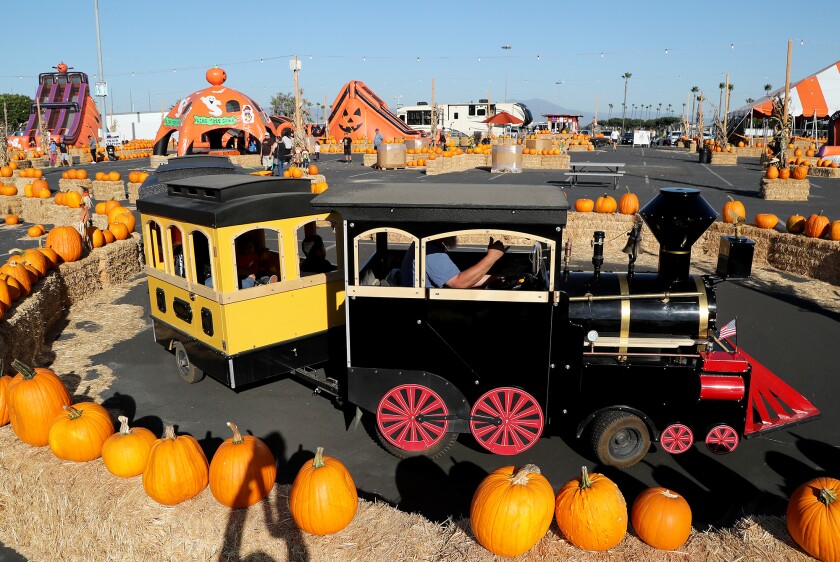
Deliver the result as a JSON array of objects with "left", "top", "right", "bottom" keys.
[{"left": 638, "top": 188, "right": 716, "bottom": 284}]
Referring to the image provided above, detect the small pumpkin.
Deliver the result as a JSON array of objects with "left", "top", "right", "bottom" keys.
[
  {"left": 470, "top": 464, "right": 554, "bottom": 557},
  {"left": 0, "top": 362, "right": 12, "bottom": 426},
  {"left": 0, "top": 279, "right": 12, "bottom": 310},
  {"left": 289, "top": 446, "right": 358, "bottom": 535},
  {"left": 786, "top": 477, "right": 840, "bottom": 562},
  {"left": 101, "top": 415, "right": 156, "bottom": 478},
  {"left": 46, "top": 226, "right": 84, "bottom": 262},
  {"left": 108, "top": 222, "right": 130, "bottom": 241},
  {"left": 804, "top": 212, "right": 830, "bottom": 239},
  {"left": 754, "top": 213, "right": 778, "bottom": 230},
  {"left": 111, "top": 210, "right": 136, "bottom": 232},
  {"left": 308, "top": 164, "right": 319, "bottom": 175},
  {"left": 829, "top": 220, "right": 840, "bottom": 242},
  {"left": 722, "top": 195, "right": 745, "bottom": 223},
  {"left": 206, "top": 66, "right": 227, "bottom": 86},
  {"left": 8, "top": 360, "right": 71, "bottom": 447},
  {"left": 103, "top": 200, "right": 122, "bottom": 214},
  {"left": 555, "top": 466, "right": 627, "bottom": 552},
  {"left": 209, "top": 421, "right": 277, "bottom": 508},
  {"left": 48, "top": 403, "right": 114, "bottom": 462},
  {"left": 779, "top": 167, "right": 791, "bottom": 179},
  {"left": 142, "top": 425, "right": 209, "bottom": 505},
  {"left": 792, "top": 165, "right": 808, "bottom": 180},
  {"left": 595, "top": 195, "right": 617, "bottom": 214},
  {"left": 0, "top": 263, "right": 33, "bottom": 295},
  {"left": 786, "top": 214, "right": 806, "bottom": 234},
  {"left": 631, "top": 487, "right": 692, "bottom": 550},
  {"left": 5, "top": 214, "right": 19, "bottom": 225},
  {"left": 765, "top": 165, "right": 779, "bottom": 179},
  {"left": 574, "top": 198, "right": 595, "bottom": 212},
  {"left": 0, "top": 275, "right": 22, "bottom": 302},
  {"left": 37, "top": 248, "right": 59, "bottom": 269},
  {"left": 27, "top": 225, "right": 43, "bottom": 238},
  {"left": 94, "top": 202, "right": 107, "bottom": 215},
  {"left": 618, "top": 188, "right": 639, "bottom": 215}
]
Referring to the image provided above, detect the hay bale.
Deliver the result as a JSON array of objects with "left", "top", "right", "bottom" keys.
[
  {"left": 13, "top": 177, "right": 32, "bottom": 190},
  {"left": 759, "top": 178, "right": 809, "bottom": 200},
  {"left": 126, "top": 181, "right": 142, "bottom": 203},
  {"left": 362, "top": 153, "right": 377, "bottom": 167},
  {"left": 29, "top": 157, "right": 48, "bottom": 169},
  {"left": 149, "top": 155, "right": 169, "bottom": 168},
  {"left": 227, "top": 154, "right": 261, "bottom": 168},
  {"left": 710, "top": 151, "right": 738, "bottom": 165},
  {"left": 91, "top": 180, "right": 126, "bottom": 201},
  {"left": 735, "top": 146, "right": 763, "bottom": 158},
  {"left": 0, "top": 194, "right": 23, "bottom": 215},
  {"left": 20, "top": 197, "right": 107, "bottom": 229},
  {"left": 808, "top": 166, "right": 840, "bottom": 178},
  {"left": 58, "top": 178, "right": 93, "bottom": 193}
]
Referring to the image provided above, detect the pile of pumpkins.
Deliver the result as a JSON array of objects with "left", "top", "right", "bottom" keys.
[
  {"left": 93, "top": 200, "right": 136, "bottom": 243},
  {"left": 0, "top": 358, "right": 358, "bottom": 536},
  {"left": 282, "top": 165, "right": 320, "bottom": 179},
  {"left": 765, "top": 164, "right": 808, "bottom": 181},
  {"left": 469, "top": 463, "right": 840, "bottom": 561},
  {"left": 0, "top": 162, "right": 19, "bottom": 177},
  {"left": 723, "top": 196, "right": 840, "bottom": 241},
  {"left": 94, "top": 171, "right": 122, "bottom": 182},
  {"left": 574, "top": 190, "right": 639, "bottom": 215},
  {"left": 23, "top": 179, "right": 51, "bottom": 199},
  {"left": 128, "top": 171, "right": 150, "bottom": 184},
  {"left": 18, "top": 167, "right": 45, "bottom": 180},
  {"left": 815, "top": 158, "right": 840, "bottom": 169},
  {"left": 54, "top": 191, "right": 85, "bottom": 208},
  {"left": 703, "top": 139, "right": 735, "bottom": 153},
  {"left": 524, "top": 147, "right": 567, "bottom": 155},
  {"left": 60, "top": 169, "right": 89, "bottom": 180},
  {"left": 0, "top": 183, "right": 18, "bottom": 197}
]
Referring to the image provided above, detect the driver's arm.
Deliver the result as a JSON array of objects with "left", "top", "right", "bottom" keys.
[{"left": 444, "top": 238, "right": 506, "bottom": 288}]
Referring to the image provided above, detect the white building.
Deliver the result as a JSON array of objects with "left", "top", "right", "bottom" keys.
[{"left": 103, "top": 110, "right": 170, "bottom": 141}]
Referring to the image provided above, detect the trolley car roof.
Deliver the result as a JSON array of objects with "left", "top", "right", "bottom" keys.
[
  {"left": 311, "top": 183, "right": 569, "bottom": 225},
  {"left": 137, "top": 175, "right": 316, "bottom": 228}
]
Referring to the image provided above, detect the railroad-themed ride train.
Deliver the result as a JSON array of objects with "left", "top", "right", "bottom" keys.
[{"left": 137, "top": 165, "right": 820, "bottom": 468}]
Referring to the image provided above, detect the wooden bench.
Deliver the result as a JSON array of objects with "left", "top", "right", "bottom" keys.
[
  {"left": 564, "top": 170, "right": 626, "bottom": 189},
  {"left": 565, "top": 162, "right": 626, "bottom": 189}
]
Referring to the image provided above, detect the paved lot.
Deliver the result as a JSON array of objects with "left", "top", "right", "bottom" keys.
[{"left": 2, "top": 148, "right": 838, "bottom": 532}]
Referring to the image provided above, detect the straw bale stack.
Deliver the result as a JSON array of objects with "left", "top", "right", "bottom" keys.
[
  {"left": 91, "top": 180, "right": 127, "bottom": 201},
  {"left": 29, "top": 157, "right": 48, "bottom": 169},
  {"left": 808, "top": 166, "right": 840, "bottom": 178},
  {"left": 228, "top": 154, "right": 261, "bottom": 168},
  {"left": 735, "top": 146, "right": 763, "bottom": 158},
  {"left": 149, "top": 155, "right": 169, "bottom": 168},
  {"left": 710, "top": 152, "right": 738, "bottom": 165},
  {"left": 126, "top": 182, "right": 143, "bottom": 203},
  {"left": 0, "top": 194, "right": 23, "bottom": 215},
  {"left": 759, "top": 178, "right": 809, "bottom": 200},
  {"left": 58, "top": 178, "right": 93, "bottom": 193},
  {"left": 13, "top": 177, "right": 31, "bottom": 190},
  {"left": 19, "top": 197, "right": 108, "bottom": 229},
  {"left": 566, "top": 144, "right": 592, "bottom": 152},
  {"left": 363, "top": 153, "right": 377, "bottom": 167}
]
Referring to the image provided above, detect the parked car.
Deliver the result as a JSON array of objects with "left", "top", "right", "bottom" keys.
[
  {"left": 621, "top": 132, "right": 634, "bottom": 145},
  {"left": 663, "top": 131, "right": 683, "bottom": 146}
]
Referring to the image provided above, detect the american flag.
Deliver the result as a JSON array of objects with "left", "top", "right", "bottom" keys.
[{"left": 719, "top": 319, "right": 737, "bottom": 340}]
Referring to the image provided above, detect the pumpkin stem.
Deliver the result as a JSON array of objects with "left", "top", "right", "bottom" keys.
[
  {"left": 118, "top": 415, "right": 130, "bottom": 435},
  {"left": 227, "top": 421, "right": 244, "bottom": 444},
  {"left": 660, "top": 489, "right": 680, "bottom": 499},
  {"left": 11, "top": 359, "right": 36, "bottom": 380},
  {"left": 580, "top": 466, "right": 593, "bottom": 489},
  {"left": 163, "top": 425, "right": 176, "bottom": 440},
  {"left": 312, "top": 447, "right": 326, "bottom": 469},
  {"left": 818, "top": 487, "right": 837, "bottom": 506},
  {"left": 510, "top": 464, "right": 541, "bottom": 486},
  {"left": 63, "top": 405, "right": 82, "bottom": 420}
]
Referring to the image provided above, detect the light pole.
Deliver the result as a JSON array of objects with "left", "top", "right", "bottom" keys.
[
  {"left": 93, "top": 0, "right": 107, "bottom": 145},
  {"left": 621, "top": 72, "right": 632, "bottom": 131},
  {"left": 501, "top": 45, "right": 511, "bottom": 102}
]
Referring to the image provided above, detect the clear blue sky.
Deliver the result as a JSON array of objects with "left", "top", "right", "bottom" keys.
[{"left": 1, "top": 0, "right": 836, "bottom": 121}]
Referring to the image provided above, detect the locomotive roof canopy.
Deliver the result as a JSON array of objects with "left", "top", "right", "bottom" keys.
[
  {"left": 136, "top": 175, "right": 317, "bottom": 228},
  {"left": 312, "top": 183, "right": 569, "bottom": 226}
]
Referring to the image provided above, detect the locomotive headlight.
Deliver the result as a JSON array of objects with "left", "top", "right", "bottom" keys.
[{"left": 586, "top": 330, "right": 599, "bottom": 343}]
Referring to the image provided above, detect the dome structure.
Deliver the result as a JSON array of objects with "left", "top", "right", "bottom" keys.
[{"left": 153, "top": 67, "right": 281, "bottom": 157}]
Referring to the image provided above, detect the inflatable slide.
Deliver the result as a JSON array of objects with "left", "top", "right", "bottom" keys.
[{"left": 328, "top": 81, "right": 422, "bottom": 141}]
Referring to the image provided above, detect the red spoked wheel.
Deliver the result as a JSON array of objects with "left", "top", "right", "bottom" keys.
[
  {"left": 660, "top": 423, "right": 694, "bottom": 454},
  {"left": 376, "top": 384, "right": 450, "bottom": 453},
  {"left": 705, "top": 424, "right": 740, "bottom": 455},
  {"left": 470, "top": 387, "right": 544, "bottom": 455}
]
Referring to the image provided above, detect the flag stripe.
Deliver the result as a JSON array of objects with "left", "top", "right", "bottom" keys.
[{"left": 719, "top": 319, "right": 737, "bottom": 339}]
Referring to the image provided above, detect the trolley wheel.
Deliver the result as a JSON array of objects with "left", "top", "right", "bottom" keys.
[
  {"left": 589, "top": 410, "right": 651, "bottom": 469},
  {"left": 660, "top": 423, "right": 694, "bottom": 454},
  {"left": 172, "top": 341, "right": 204, "bottom": 384},
  {"left": 705, "top": 425, "right": 740, "bottom": 455},
  {"left": 470, "top": 387, "right": 544, "bottom": 455},
  {"left": 375, "top": 384, "right": 456, "bottom": 459}
]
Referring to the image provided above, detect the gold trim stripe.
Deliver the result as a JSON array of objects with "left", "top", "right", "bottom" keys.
[
  {"left": 694, "top": 275, "right": 709, "bottom": 352},
  {"left": 619, "top": 276, "right": 630, "bottom": 356}
]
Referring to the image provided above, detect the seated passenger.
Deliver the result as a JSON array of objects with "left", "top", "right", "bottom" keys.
[
  {"left": 203, "top": 264, "right": 213, "bottom": 288},
  {"left": 236, "top": 238, "right": 277, "bottom": 288},
  {"left": 400, "top": 236, "right": 506, "bottom": 288},
  {"left": 300, "top": 235, "right": 337, "bottom": 274}
]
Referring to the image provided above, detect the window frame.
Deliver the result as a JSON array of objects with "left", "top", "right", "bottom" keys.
[
  {"left": 291, "top": 213, "right": 344, "bottom": 280},
  {"left": 144, "top": 219, "right": 166, "bottom": 271},
  {"left": 229, "top": 225, "right": 284, "bottom": 292},
  {"left": 350, "top": 227, "right": 423, "bottom": 299}
]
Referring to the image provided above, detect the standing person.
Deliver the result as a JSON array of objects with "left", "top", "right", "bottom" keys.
[
  {"left": 59, "top": 139, "right": 71, "bottom": 166},
  {"left": 342, "top": 132, "right": 352, "bottom": 163},
  {"left": 610, "top": 129, "right": 619, "bottom": 151},
  {"left": 438, "top": 129, "right": 446, "bottom": 148},
  {"left": 260, "top": 132, "right": 274, "bottom": 171},
  {"left": 48, "top": 138, "right": 57, "bottom": 167},
  {"left": 88, "top": 136, "right": 97, "bottom": 163},
  {"left": 313, "top": 140, "right": 320, "bottom": 162},
  {"left": 373, "top": 128, "right": 384, "bottom": 150},
  {"left": 272, "top": 130, "right": 291, "bottom": 175}
]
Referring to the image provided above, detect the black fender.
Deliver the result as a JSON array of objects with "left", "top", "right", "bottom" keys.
[
  {"left": 347, "top": 367, "right": 471, "bottom": 433},
  {"left": 575, "top": 405, "right": 660, "bottom": 441}
]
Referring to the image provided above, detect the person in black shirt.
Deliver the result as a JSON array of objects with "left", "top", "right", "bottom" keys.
[
  {"left": 300, "top": 235, "right": 336, "bottom": 274},
  {"left": 261, "top": 133, "right": 274, "bottom": 170},
  {"left": 59, "top": 140, "right": 71, "bottom": 166},
  {"left": 342, "top": 133, "right": 352, "bottom": 163}
]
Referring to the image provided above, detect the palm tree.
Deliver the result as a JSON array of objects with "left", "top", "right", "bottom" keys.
[
  {"left": 690, "top": 86, "right": 699, "bottom": 126},
  {"left": 631, "top": 103, "right": 636, "bottom": 119},
  {"left": 621, "top": 72, "right": 632, "bottom": 130},
  {"left": 718, "top": 82, "right": 726, "bottom": 113},
  {"left": 608, "top": 103, "right": 613, "bottom": 121},
  {"left": 745, "top": 97, "right": 755, "bottom": 103},
  {"left": 657, "top": 103, "right": 662, "bottom": 118},
  {"left": 763, "top": 83, "right": 772, "bottom": 96}
]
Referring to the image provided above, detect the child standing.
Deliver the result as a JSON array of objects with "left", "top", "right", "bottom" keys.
[
  {"left": 301, "top": 147, "right": 310, "bottom": 168},
  {"left": 313, "top": 141, "right": 320, "bottom": 162}
]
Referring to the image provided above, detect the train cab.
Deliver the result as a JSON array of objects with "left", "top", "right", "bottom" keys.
[{"left": 136, "top": 175, "right": 345, "bottom": 390}]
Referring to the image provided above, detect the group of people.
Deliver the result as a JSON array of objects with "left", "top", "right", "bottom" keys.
[{"left": 260, "top": 131, "right": 321, "bottom": 174}]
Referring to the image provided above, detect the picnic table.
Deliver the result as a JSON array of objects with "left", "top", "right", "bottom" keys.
[{"left": 564, "top": 162, "right": 626, "bottom": 189}]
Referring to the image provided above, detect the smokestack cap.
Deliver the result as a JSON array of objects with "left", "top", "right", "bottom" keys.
[{"left": 639, "top": 188, "right": 716, "bottom": 251}]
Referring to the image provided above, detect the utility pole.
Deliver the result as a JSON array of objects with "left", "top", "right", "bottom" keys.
[
  {"left": 723, "top": 73, "right": 730, "bottom": 145},
  {"left": 93, "top": 0, "right": 107, "bottom": 146},
  {"left": 621, "top": 72, "right": 632, "bottom": 131},
  {"left": 430, "top": 78, "right": 436, "bottom": 144},
  {"left": 290, "top": 55, "right": 302, "bottom": 148}
]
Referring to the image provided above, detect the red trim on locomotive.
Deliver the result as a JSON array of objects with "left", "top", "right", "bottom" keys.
[
  {"left": 699, "top": 375, "right": 746, "bottom": 401},
  {"left": 700, "top": 350, "right": 750, "bottom": 373}
]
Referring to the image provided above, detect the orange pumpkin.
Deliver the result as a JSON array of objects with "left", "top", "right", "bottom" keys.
[
  {"left": 722, "top": 195, "right": 745, "bottom": 223},
  {"left": 765, "top": 165, "right": 779, "bottom": 179},
  {"left": 48, "top": 403, "right": 114, "bottom": 462},
  {"left": 19, "top": 249, "right": 49, "bottom": 277},
  {"left": 779, "top": 167, "right": 791, "bottom": 179},
  {"left": 792, "top": 165, "right": 808, "bottom": 180},
  {"left": 94, "top": 202, "right": 107, "bottom": 214},
  {"left": 103, "top": 199, "right": 122, "bottom": 214},
  {"left": 793, "top": 148, "right": 803, "bottom": 157},
  {"left": 87, "top": 227, "right": 105, "bottom": 248},
  {"left": 112, "top": 210, "right": 136, "bottom": 232},
  {"left": 64, "top": 191, "right": 83, "bottom": 208},
  {"left": 0, "top": 374, "right": 12, "bottom": 426},
  {"left": 631, "top": 487, "right": 692, "bottom": 550},
  {"left": 804, "top": 212, "right": 830, "bottom": 239},
  {"left": 37, "top": 248, "right": 59, "bottom": 270},
  {"left": 45, "top": 226, "right": 84, "bottom": 262},
  {"left": 308, "top": 165, "right": 319, "bottom": 175},
  {"left": 618, "top": 189, "right": 639, "bottom": 215},
  {"left": 101, "top": 415, "right": 156, "bottom": 478},
  {"left": 289, "top": 447, "right": 358, "bottom": 535},
  {"left": 209, "top": 422, "right": 277, "bottom": 509},
  {"left": 575, "top": 198, "right": 595, "bottom": 212},
  {"left": 0, "top": 274, "right": 22, "bottom": 302},
  {"left": 5, "top": 214, "right": 19, "bottom": 225},
  {"left": 205, "top": 66, "right": 227, "bottom": 86},
  {"left": 555, "top": 466, "right": 627, "bottom": 552},
  {"left": 8, "top": 360, "right": 71, "bottom": 447},
  {"left": 786, "top": 214, "right": 806, "bottom": 234},
  {"left": 786, "top": 477, "right": 840, "bottom": 562},
  {"left": 142, "top": 425, "right": 209, "bottom": 505},
  {"left": 470, "top": 464, "right": 554, "bottom": 557},
  {"left": 102, "top": 229, "right": 116, "bottom": 244},
  {"left": 27, "top": 225, "right": 43, "bottom": 238},
  {"left": 754, "top": 213, "right": 778, "bottom": 230},
  {"left": 75, "top": 169, "right": 88, "bottom": 180},
  {"left": 595, "top": 194, "right": 617, "bottom": 214},
  {"left": 829, "top": 220, "right": 840, "bottom": 242},
  {"left": 55, "top": 192, "right": 66, "bottom": 206},
  {"left": 0, "top": 263, "right": 33, "bottom": 295},
  {"left": 107, "top": 171, "right": 121, "bottom": 182},
  {"left": 108, "top": 222, "right": 130, "bottom": 240}
]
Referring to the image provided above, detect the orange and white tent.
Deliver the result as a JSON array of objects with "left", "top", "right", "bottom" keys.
[{"left": 730, "top": 60, "right": 840, "bottom": 118}]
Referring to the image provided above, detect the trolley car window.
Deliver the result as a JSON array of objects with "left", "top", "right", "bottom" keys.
[
  {"left": 190, "top": 231, "right": 212, "bottom": 288},
  {"left": 296, "top": 220, "right": 341, "bottom": 277},
  {"left": 353, "top": 228, "right": 419, "bottom": 288},
  {"left": 145, "top": 220, "right": 165, "bottom": 271},
  {"left": 232, "top": 228, "right": 281, "bottom": 290},
  {"left": 168, "top": 226, "right": 186, "bottom": 278}
]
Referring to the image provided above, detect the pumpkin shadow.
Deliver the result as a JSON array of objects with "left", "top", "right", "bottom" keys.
[
  {"left": 394, "top": 456, "right": 488, "bottom": 523},
  {"left": 218, "top": 431, "right": 312, "bottom": 562}
]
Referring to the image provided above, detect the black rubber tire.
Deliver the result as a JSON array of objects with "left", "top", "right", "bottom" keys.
[
  {"left": 372, "top": 416, "right": 458, "bottom": 460},
  {"left": 172, "top": 341, "right": 204, "bottom": 384},
  {"left": 589, "top": 410, "right": 651, "bottom": 469}
]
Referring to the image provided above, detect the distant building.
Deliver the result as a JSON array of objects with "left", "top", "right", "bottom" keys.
[
  {"left": 543, "top": 114, "right": 582, "bottom": 134},
  {"left": 104, "top": 110, "right": 168, "bottom": 141}
]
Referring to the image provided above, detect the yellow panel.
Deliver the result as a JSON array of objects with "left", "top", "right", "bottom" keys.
[
  {"left": 223, "top": 280, "right": 345, "bottom": 355},
  {"left": 147, "top": 276, "right": 193, "bottom": 336},
  {"left": 191, "top": 293, "right": 227, "bottom": 351}
]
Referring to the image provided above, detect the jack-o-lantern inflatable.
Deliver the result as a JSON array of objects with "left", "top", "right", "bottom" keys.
[
  {"left": 339, "top": 108, "right": 364, "bottom": 134},
  {"left": 56, "top": 61, "right": 68, "bottom": 73},
  {"left": 328, "top": 80, "right": 423, "bottom": 141}
]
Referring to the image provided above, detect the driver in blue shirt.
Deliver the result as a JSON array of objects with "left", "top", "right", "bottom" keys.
[{"left": 401, "top": 236, "right": 506, "bottom": 288}]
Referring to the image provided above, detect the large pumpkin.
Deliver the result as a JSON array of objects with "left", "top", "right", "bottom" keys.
[
  {"left": 631, "top": 487, "right": 692, "bottom": 550},
  {"left": 0, "top": 263, "right": 34, "bottom": 295},
  {"left": 206, "top": 66, "right": 227, "bottom": 86},
  {"left": 101, "top": 415, "right": 156, "bottom": 478},
  {"left": 48, "top": 402, "right": 114, "bottom": 462},
  {"left": 722, "top": 195, "right": 745, "bottom": 223},
  {"left": 765, "top": 165, "right": 779, "bottom": 179},
  {"left": 470, "top": 464, "right": 554, "bottom": 557},
  {"left": 574, "top": 198, "right": 595, "bottom": 212},
  {"left": 754, "top": 213, "right": 778, "bottom": 230},
  {"left": 8, "top": 360, "right": 71, "bottom": 446},
  {"left": 45, "top": 226, "right": 84, "bottom": 262},
  {"left": 595, "top": 195, "right": 617, "bottom": 214},
  {"left": 779, "top": 167, "right": 791, "bottom": 179},
  {"left": 829, "top": 220, "right": 840, "bottom": 242},
  {"left": 618, "top": 189, "right": 639, "bottom": 215},
  {"left": 555, "top": 466, "right": 627, "bottom": 551},
  {"left": 288, "top": 446, "right": 358, "bottom": 535},
  {"left": 792, "top": 165, "right": 808, "bottom": 180},
  {"left": 209, "top": 421, "right": 277, "bottom": 508},
  {"left": 804, "top": 212, "right": 830, "bottom": 239},
  {"left": 143, "top": 425, "right": 209, "bottom": 505},
  {"left": 786, "top": 477, "right": 840, "bottom": 562}
]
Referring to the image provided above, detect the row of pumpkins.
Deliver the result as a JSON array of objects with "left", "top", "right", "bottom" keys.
[
  {"left": 574, "top": 191, "right": 639, "bottom": 214},
  {"left": 722, "top": 196, "right": 840, "bottom": 240},
  {"left": 281, "top": 164, "right": 320, "bottom": 179},
  {"left": 1, "top": 356, "right": 835, "bottom": 560},
  {"left": 0, "top": 162, "right": 23, "bottom": 177}
]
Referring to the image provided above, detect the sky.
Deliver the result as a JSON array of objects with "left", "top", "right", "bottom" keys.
[{"left": 1, "top": 0, "right": 837, "bottom": 123}]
